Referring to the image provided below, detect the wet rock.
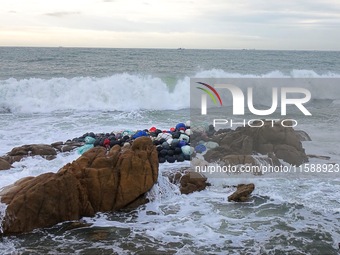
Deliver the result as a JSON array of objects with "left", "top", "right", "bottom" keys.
[
  {"left": 179, "top": 171, "right": 209, "bottom": 194},
  {"left": 228, "top": 183, "right": 255, "bottom": 202},
  {"left": 1, "top": 155, "right": 15, "bottom": 165},
  {"left": 230, "top": 134, "right": 253, "bottom": 155},
  {"left": 0, "top": 157, "right": 11, "bottom": 170},
  {"left": 307, "top": 154, "right": 331, "bottom": 160},
  {"left": 51, "top": 141, "right": 64, "bottom": 147},
  {"left": 220, "top": 155, "right": 277, "bottom": 175},
  {"left": 204, "top": 146, "right": 234, "bottom": 162},
  {"left": 123, "top": 194, "right": 149, "bottom": 210},
  {"left": 274, "top": 144, "right": 307, "bottom": 166},
  {"left": 52, "top": 141, "right": 83, "bottom": 152},
  {"left": 59, "top": 145, "right": 80, "bottom": 152},
  {"left": 295, "top": 130, "right": 312, "bottom": 141},
  {"left": 222, "top": 155, "right": 256, "bottom": 165},
  {"left": 268, "top": 152, "right": 281, "bottom": 166},
  {"left": 7, "top": 144, "right": 57, "bottom": 162},
  {"left": 90, "top": 229, "right": 110, "bottom": 241},
  {"left": 0, "top": 137, "right": 158, "bottom": 235},
  {"left": 169, "top": 168, "right": 210, "bottom": 194},
  {"left": 202, "top": 121, "right": 308, "bottom": 166},
  {"left": 62, "top": 221, "right": 92, "bottom": 231},
  {"left": 256, "top": 143, "right": 274, "bottom": 155}
]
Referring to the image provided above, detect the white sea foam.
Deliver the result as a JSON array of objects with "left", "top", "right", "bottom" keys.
[
  {"left": 0, "top": 152, "right": 79, "bottom": 188},
  {"left": 0, "top": 74, "right": 189, "bottom": 113},
  {"left": 80, "top": 171, "right": 340, "bottom": 253},
  {"left": 1, "top": 70, "right": 340, "bottom": 113},
  {"left": 0, "top": 202, "right": 7, "bottom": 234}
]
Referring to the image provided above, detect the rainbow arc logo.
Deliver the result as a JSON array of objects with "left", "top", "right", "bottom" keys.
[
  {"left": 196, "top": 82, "right": 223, "bottom": 115},
  {"left": 196, "top": 82, "right": 223, "bottom": 106}
]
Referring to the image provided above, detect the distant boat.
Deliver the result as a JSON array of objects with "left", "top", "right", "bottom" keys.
[{"left": 177, "top": 48, "right": 185, "bottom": 50}]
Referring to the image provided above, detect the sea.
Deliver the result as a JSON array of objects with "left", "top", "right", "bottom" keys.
[{"left": 0, "top": 47, "right": 340, "bottom": 254}]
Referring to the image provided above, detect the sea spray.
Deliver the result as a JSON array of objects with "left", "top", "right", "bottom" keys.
[
  {"left": 0, "top": 74, "right": 190, "bottom": 113},
  {"left": 1, "top": 70, "right": 340, "bottom": 113},
  {"left": 0, "top": 202, "right": 7, "bottom": 234},
  {"left": 146, "top": 167, "right": 181, "bottom": 202}
]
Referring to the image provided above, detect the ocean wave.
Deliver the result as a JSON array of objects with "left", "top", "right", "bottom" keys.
[
  {"left": 0, "top": 74, "right": 190, "bottom": 113},
  {"left": 1, "top": 70, "right": 340, "bottom": 113}
]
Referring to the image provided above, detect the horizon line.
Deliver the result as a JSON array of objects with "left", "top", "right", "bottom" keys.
[{"left": 0, "top": 46, "right": 340, "bottom": 52}]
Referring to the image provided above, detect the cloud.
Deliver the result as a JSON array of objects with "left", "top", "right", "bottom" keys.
[
  {"left": 45, "top": 12, "right": 81, "bottom": 18},
  {"left": 2, "top": 0, "right": 340, "bottom": 49}
]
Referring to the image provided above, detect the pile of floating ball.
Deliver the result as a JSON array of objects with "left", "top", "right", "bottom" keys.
[
  {"left": 73, "top": 121, "right": 196, "bottom": 163},
  {"left": 149, "top": 121, "right": 192, "bottom": 163}
]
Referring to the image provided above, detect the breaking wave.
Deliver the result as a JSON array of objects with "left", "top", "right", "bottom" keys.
[{"left": 1, "top": 70, "right": 340, "bottom": 113}]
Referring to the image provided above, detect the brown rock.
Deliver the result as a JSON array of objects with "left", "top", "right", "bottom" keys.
[
  {"left": 219, "top": 132, "right": 240, "bottom": 147},
  {"left": 284, "top": 131, "right": 304, "bottom": 151},
  {"left": 0, "top": 172, "right": 88, "bottom": 234},
  {"left": 228, "top": 183, "right": 255, "bottom": 202},
  {"left": 274, "top": 144, "right": 308, "bottom": 166},
  {"left": 59, "top": 145, "right": 79, "bottom": 152},
  {"left": 52, "top": 142, "right": 83, "bottom": 153},
  {"left": 179, "top": 171, "right": 208, "bottom": 194},
  {"left": 123, "top": 194, "right": 149, "bottom": 210},
  {"left": 51, "top": 141, "right": 64, "bottom": 147},
  {"left": 257, "top": 124, "right": 285, "bottom": 144},
  {"left": 0, "top": 137, "right": 158, "bottom": 235},
  {"left": 200, "top": 121, "right": 308, "bottom": 166},
  {"left": 1, "top": 155, "right": 18, "bottom": 165},
  {"left": 307, "top": 154, "right": 331, "bottom": 160},
  {"left": 222, "top": 155, "right": 256, "bottom": 165},
  {"left": 204, "top": 146, "right": 233, "bottom": 162},
  {"left": 169, "top": 169, "right": 209, "bottom": 194},
  {"left": 295, "top": 130, "right": 312, "bottom": 141},
  {"left": 230, "top": 135, "right": 253, "bottom": 155},
  {"left": 257, "top": 143, "right": 274, "bottom": 155},
  {"left": 62, "top": 221, "right": 92, "bottom": 231},
  {"left": 268, "top": 152, "right": 281, "bottom": 166},
  {"left": 7, "top": 144, "right": 57, "bottom": 162},
  {"left": 0, "top": 157, "right": 11, "bottom": 170}
]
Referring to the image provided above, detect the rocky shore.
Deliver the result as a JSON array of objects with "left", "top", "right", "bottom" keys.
[
  {"left": 191, "top": 121, "right": 310, "bottom": 167},
  {"left": 0, "top": 122, "right": 193, "bottom": 171},
  {"left": 0, "top": 120, "right": 321, "bottom": 235},
  {"left": 0, "top": 121, "right": 311, "bottom": 171},
  {"left": 0, "top": 137, "right": 158, "bottom": 235}
]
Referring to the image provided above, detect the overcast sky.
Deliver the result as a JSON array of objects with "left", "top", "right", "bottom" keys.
[{"left": 1, "top": 0, "right": 340, "bottom": 49}]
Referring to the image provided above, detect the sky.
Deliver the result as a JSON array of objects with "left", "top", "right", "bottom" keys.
[{"left": 1, "top": 0, "right": 340, "bottom": 50}]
